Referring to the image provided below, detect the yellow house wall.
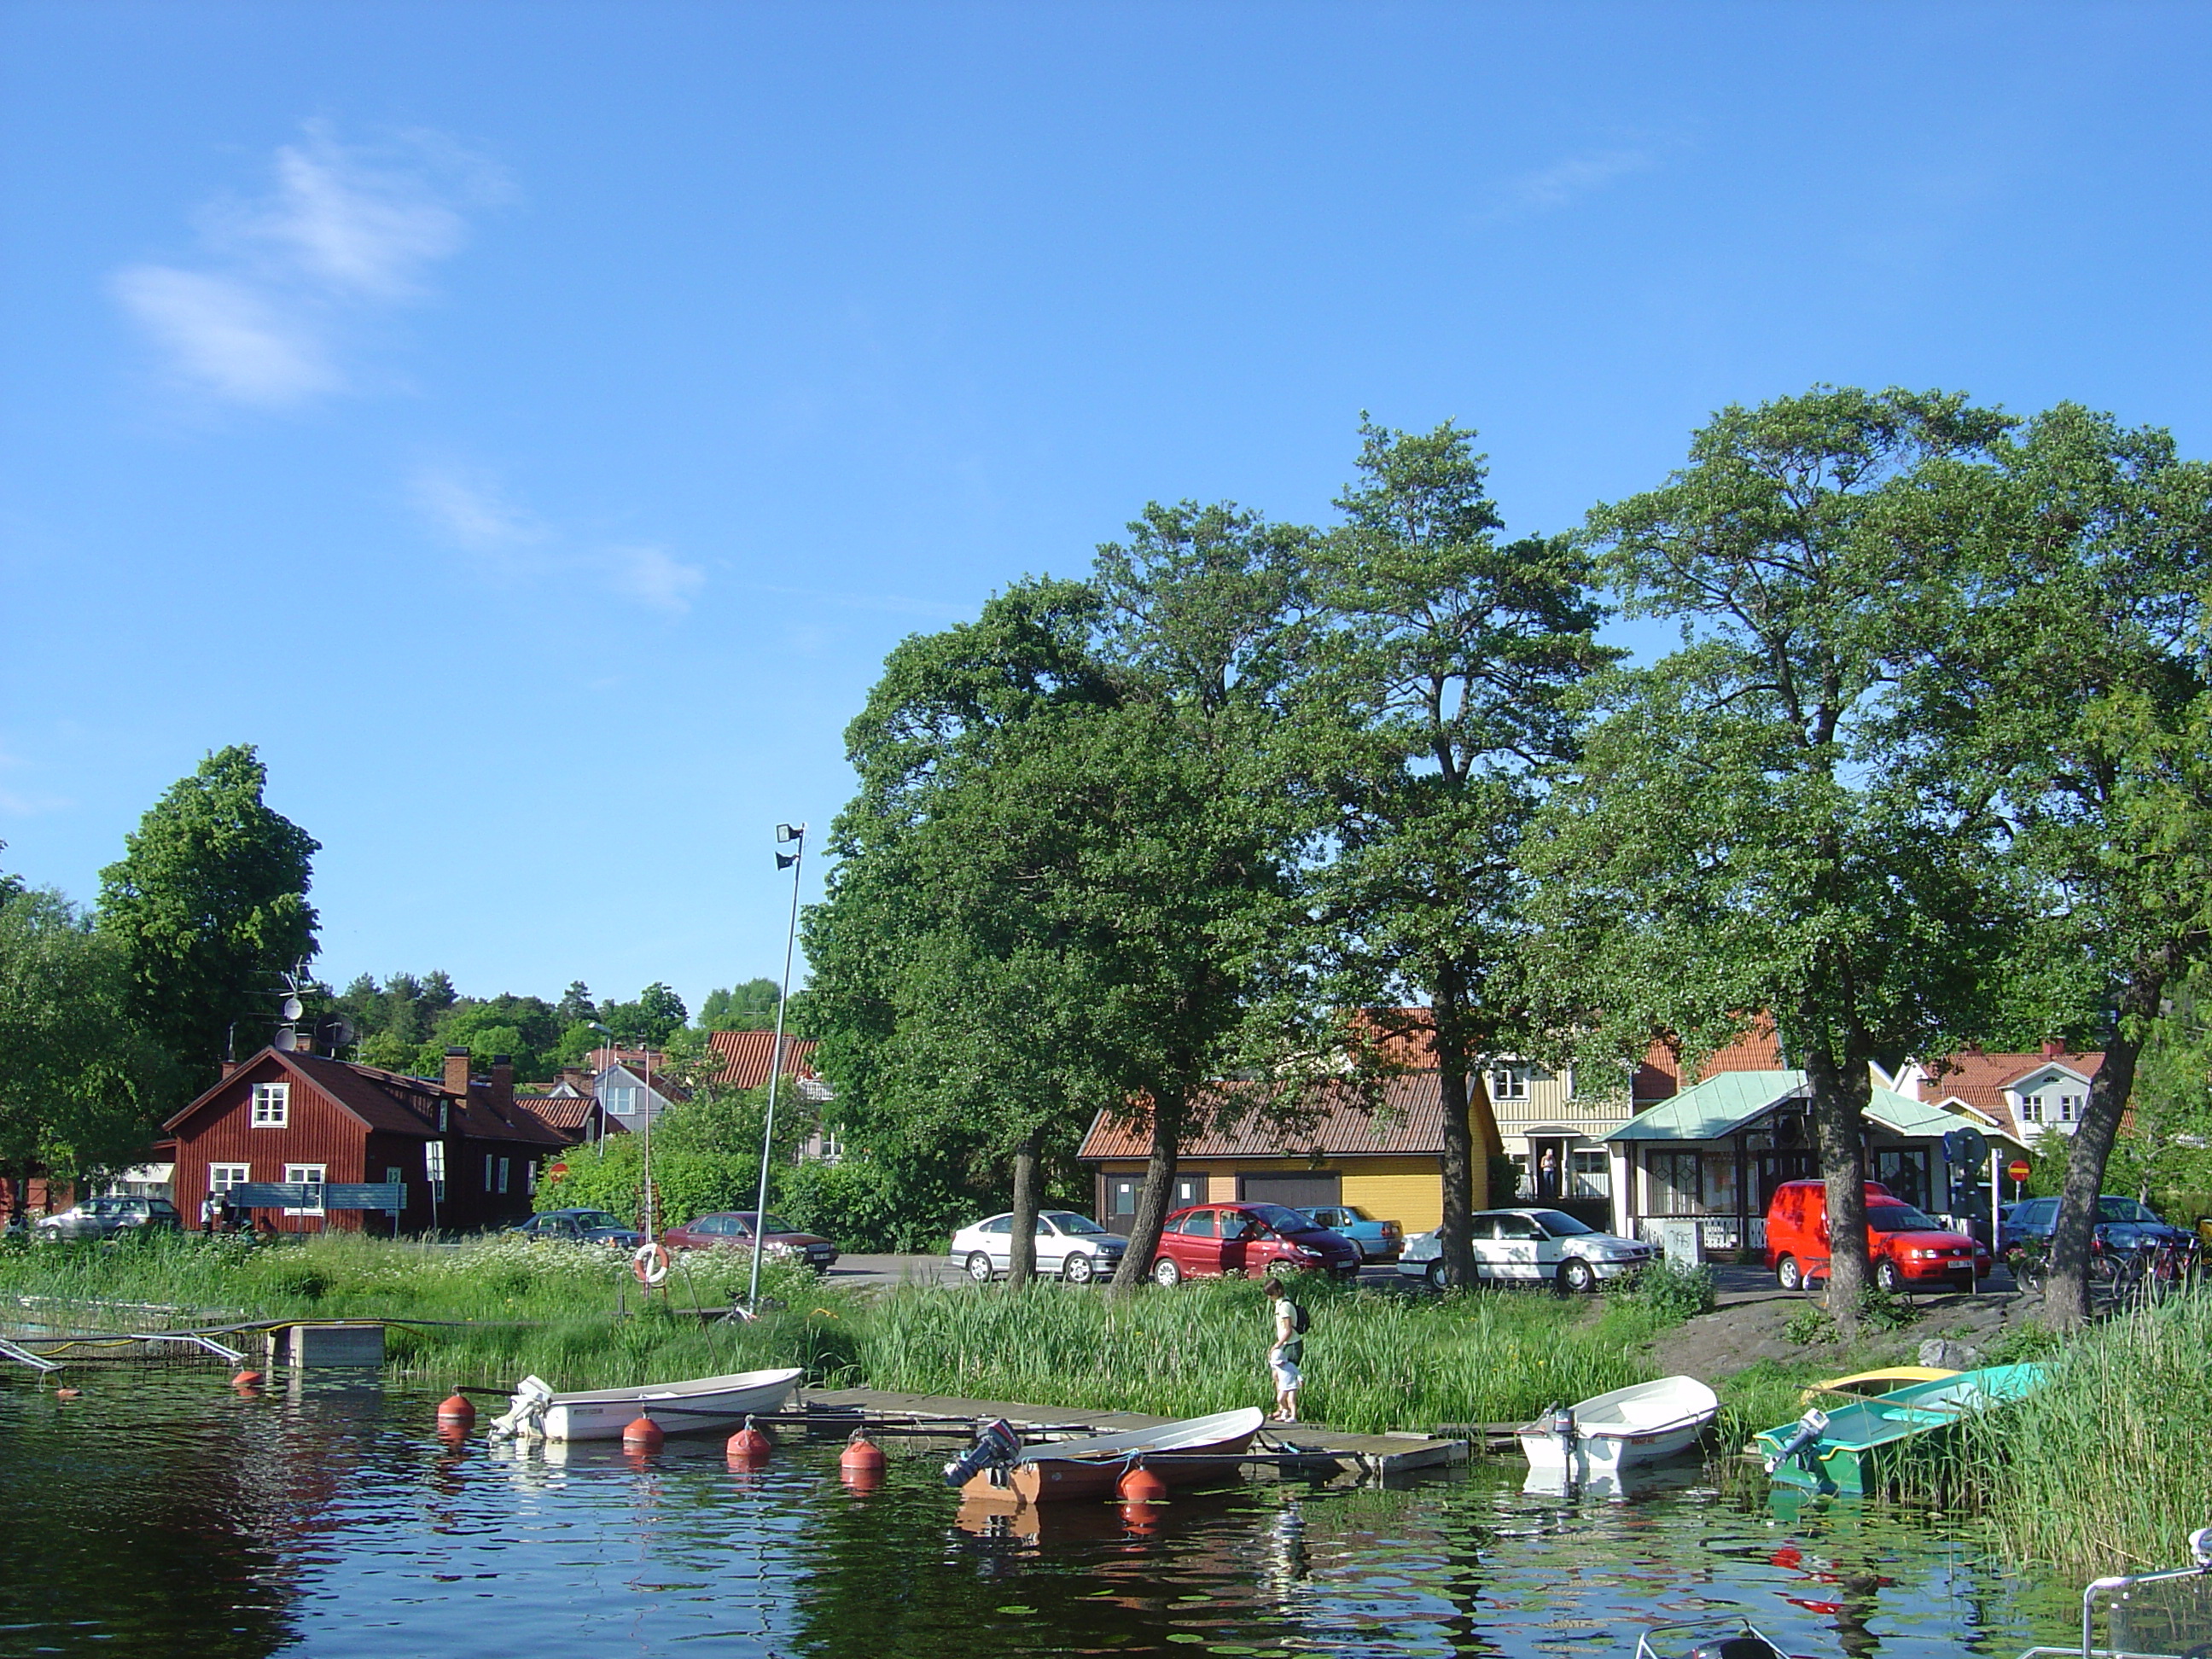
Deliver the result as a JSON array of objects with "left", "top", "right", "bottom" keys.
[{"left": 1091, "top": 1156, "right": 1452, "bottom": 1234}]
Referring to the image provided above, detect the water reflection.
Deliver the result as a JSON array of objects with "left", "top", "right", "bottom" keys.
[{"left": 0, "top": 1370, "right": 2095, "bottom": 1659}]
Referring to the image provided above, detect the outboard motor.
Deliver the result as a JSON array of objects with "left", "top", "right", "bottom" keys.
[
  {"left": 942, "top": 1417, "right": 1023, "bottom": 1487},
  {"left": 1762, "top": 1407, "right": 1829, "bottom": 1476}
]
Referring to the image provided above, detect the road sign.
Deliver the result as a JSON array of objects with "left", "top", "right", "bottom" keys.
[{"left": 2006, "top": 1159, "right": 2031, "bottom": 1185}]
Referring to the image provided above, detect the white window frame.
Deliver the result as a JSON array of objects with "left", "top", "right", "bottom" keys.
[
  {"left": 282, "top": 1164, "right": 325, "bottom": 1216},
  {"left": 2021, "top": 1093, "right": 2045, "bottom": 1125},
  {"left": 497, "top": 1157, "right": 510, "bottom": 1196},
  {"left": 1488, "top": 1065, "right": 1530, "bottom": 1102},
  {"left": 424, "top": 1142, "right": 446, "bottom": 1201},
  {"left": 251, "top": 1082, "right": 290, "bottom": 1127},
  {"left": 209, "top": 1163, "right": 249, "bottom": 1193},
  {"left": 483, "top": 1153, "right": 495, "bottom": 1190}
]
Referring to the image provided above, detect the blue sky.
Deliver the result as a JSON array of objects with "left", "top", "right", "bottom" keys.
[{"left": 4, "top": 3, "right": 2209, "bottom": 1014}]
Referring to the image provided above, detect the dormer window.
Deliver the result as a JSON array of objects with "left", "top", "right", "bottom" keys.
[
  {"left": 1488, "top": 1066, "right": 1530, "bottom": 1102},
  {"left": 250, "top": 1083, "right": 289, "bottom": 1127}
]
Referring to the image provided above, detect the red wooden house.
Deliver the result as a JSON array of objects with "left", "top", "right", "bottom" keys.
[{"left": 164, "top": 1045, "right": 567, "bottom": 1234}]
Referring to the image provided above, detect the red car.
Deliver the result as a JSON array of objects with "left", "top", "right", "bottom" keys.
[
  {"left": 1765, "top": 1179, "right": 1989, "bottom": 1294},
  {"left": 660, "top": 1209, "right": 839, "bottom": 1272},
  {"left": 1148, "top": 1202, "right": 1362, "bottom": 1286}
]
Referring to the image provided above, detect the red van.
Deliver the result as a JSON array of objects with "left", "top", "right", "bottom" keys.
[{"left": 1764, "top": 1179, "right": 1989, "bottom": 1294}]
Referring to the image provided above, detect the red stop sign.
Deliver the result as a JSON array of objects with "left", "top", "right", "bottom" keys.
[
  {"left": 2006, "top": 1159, "right": 2031, "bottom": 1185},
  {"left": 548, "top": 1161, "right": 568, "bottom": 1179}
]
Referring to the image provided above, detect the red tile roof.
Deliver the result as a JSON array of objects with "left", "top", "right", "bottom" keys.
[
  {"left": 1636, "top": 1015, "right": 1786, "bottom": 1101},
  {"left": 1918, "top": 1046, "right": 2105, "bottom": 1138},
  {"left": 1079, "top": 1072, "right": 1452, "bottom": 1161},
  {"left": 708, "top": 1030, "right": 819, "bottom": 1090},
  {"left": 515, "top": 1096, "right": 620, "bottom": 1135}
]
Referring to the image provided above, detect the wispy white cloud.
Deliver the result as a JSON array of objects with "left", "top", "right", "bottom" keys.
[
  {"left": 409, "top": 464, "right": 704, "bottom": 614},
  {"left": 114, "top": 122, "right": 502, "bottom": 408},
  {"left": 408, "top": 467, "right": 546, "bottom": 552},
  {"left": 1486, "top": 146, "right": 1658, "bottom": 218},
  {"left": 603, "top": 545, "right": 708, "bottom": 614}
]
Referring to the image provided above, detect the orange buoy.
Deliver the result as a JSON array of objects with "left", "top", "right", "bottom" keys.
[
  {"left": 436, "top": 1393, "right": 477, "bottom": 1431},
  {"left": 54, "top": 1387, "right": 81, "bottom": 1400},
  {"left": 839, "top": 1431, "right": 886, "bottom": 1471},
  {"left": 230, "top": 1369, "right": 265, "bottom": 1388},
  {"left": 623, "top": 1412, "right": 666, "bottom": 1452},
  {"left": 725, "top": 1416, "right": 773, "bottom": 1464},
  {"left": 1120, "top": 1499, "right": 1162, "bottom": 1534},
  {"left": 1116, "top": 1462, "right": 1169, "bottom": 1504}
]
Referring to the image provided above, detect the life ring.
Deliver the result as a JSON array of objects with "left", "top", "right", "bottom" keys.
[{"left": 632, "top": 1243, "right": 671, "bottom": 1285}]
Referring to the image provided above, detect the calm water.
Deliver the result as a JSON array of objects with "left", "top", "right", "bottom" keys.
[{"left": 0, "top": 1370, "right": 2090, "bottom": 1659}]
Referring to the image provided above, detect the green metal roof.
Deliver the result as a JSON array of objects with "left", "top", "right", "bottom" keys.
[{"left": 1604, "top": 1069, "right": 1986, "bottom": 1144}]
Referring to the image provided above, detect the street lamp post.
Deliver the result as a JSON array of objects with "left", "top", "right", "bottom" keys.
[{"left": 747, "top": 824, "right": 806, "bottom": 1313}]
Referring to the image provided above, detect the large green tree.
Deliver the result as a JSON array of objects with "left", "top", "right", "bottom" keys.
[
  {"left": 1912, "top": 404, "right": 2212, "bottom": 1324},
  {"left": 1528, "top": 387, "right": 2015, "bottom": 1330},
  {"left": 96, "top": 745, "right": 319, "bottom": 1088},
  {"left": 0, "top": 887, "right": 181, "bottom": 1210},
  {"left": 1295, "top": 419, "right": 1612, "bottom": 1290}
]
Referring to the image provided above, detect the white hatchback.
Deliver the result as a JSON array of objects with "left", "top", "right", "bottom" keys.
[
  {"left": 948, "top": 1209, "right": 1127, "bottom": 1284},
  {"left": 1396, "top": 1208, "right": 1656, "bottom": 1293}
]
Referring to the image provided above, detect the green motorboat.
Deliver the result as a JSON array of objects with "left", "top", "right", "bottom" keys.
[{"left": 1753, "top": 1362, "right": 2047, "bottom": 1495}]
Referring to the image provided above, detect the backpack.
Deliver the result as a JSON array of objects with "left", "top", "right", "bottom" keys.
[{"left": 1287, "top": 1299, "right": 1311, "bottom": 1336}]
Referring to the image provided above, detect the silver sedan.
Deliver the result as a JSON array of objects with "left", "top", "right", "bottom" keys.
[{"left": 948, "top": 1210, "right": 1127, "bottom": 1284}]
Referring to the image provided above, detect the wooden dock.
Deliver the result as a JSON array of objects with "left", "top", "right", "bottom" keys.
[{"left": 800, "top": 1386, "right": 1471, "bottom": 1479}]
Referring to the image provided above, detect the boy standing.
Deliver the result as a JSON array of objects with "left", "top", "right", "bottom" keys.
[{"left": 1261, "top": 1275, "right": 1303, "bottom": 1423}]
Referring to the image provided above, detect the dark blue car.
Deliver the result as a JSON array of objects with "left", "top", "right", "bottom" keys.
[
  {"left": 511, "top": 1208, "right": 645, "bottom": 1249},
  {"left": 2000, "top": 1194, "right": 2187, "bottom": 1254}
]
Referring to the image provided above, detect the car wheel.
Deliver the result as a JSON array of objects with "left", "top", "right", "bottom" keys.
[
  {"left": 1425, "top": 1258, "right": 1451, "bottom": 1290},
  {"left": 1062, "top": 1252, "right": 1096, "bottom": 1285},
  {"left": 1560, "top": 1258, "right": 1597, "bottom": 1295},
  {"left": 1150, "top": 1256, "right": 1182, "bottom": 1288},
  {"left": 1875, "top": 1259, "right": 1905, "bottom": 1295},
  {"left": 1775, "top": 1254, "right": 1803, "bottom": 1293},
  {"left": 964, "top": 1251, "right": 994, "bottom": 1284}
]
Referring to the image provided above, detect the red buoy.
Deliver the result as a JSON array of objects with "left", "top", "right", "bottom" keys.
[
  {"left": 1116, "top": 1463, "right": 1168, "bottom": 1504},
  {"left": 436, "top": 1393, "right": 477, "bottom": 1431},
  {"left": 838, "top": 1430, "right": 887, "bottom": 1475},
  {"left": 725, "top": 1416, "right": 773, "bottom": 1464},
  {"left": 1120, "top": 1499, "right": 1162, "bottom": 1535},
  {"left": 623, "top": 1412, "right": 666, "bottom": 1452}
]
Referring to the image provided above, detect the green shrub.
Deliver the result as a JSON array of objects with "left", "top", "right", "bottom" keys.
[{"left": 1617, "top": 1260, "right": 1717, "bottom": 1324}]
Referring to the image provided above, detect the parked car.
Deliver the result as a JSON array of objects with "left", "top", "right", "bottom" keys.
[
  {"left": 1395, "top": 1208, "right": 1656, "bottom": 1292},
  {"left": 1998, "top": 1194, "right": 2191, "bottom": 1255},
  {"left": 33, "top": 1196, "right": 183, "bottom": 1242},
  {"left": 948, "top": 1210, "right": 1127, "bottom": 1284},
  {"left": 1765, "top": 1179, "right": 1990, "bottom": 1295},
  {"left": 1295, "top": 1205, "right": 1405, "bottom": 1262},
  {"left": 510, "top": 1208, "right": 645, "bottom": 1249},
  {"left": 1149, "top": 1202, "right": 1362, "bottom": 1285},
  {"left": 661, "top": 1210, "right": 840, "bottom": 1272}
]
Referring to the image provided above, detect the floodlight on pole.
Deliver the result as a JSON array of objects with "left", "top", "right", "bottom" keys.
[{"left": 747, "top": 822, "right": 807, "bottom": 1313}]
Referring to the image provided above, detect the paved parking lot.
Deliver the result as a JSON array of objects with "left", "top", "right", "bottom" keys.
[{"left": 823, "top": 1253, "right": 1409, "bottom": 1289}]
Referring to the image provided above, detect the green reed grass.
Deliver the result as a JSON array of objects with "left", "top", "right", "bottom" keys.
[{"left": 1953, "top": 1290, "right": 2212, "bottom": 1575}]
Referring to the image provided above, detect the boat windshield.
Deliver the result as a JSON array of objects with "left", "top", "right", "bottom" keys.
[
  {"left": 1528, "top": 1210, "right": 1595, "bottom": 1237},
  {"left": 1867, "top": 1206, "right": 1943, "bottom": 1232},
  {"left": 574, "top": 1212, "right": 625, "bottom": 1230},
  {"left": 1045, "top": 1212, "right": 1108, "bottom": 1235}
]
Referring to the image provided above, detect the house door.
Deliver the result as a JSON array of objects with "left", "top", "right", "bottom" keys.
[
  {"left": 1103, "top": 1172, "right": 1210, "bottom": 1235},
  {"left": 1528, "top": 1138, "right": 1570, "bottom": 1201},
  {"left": 1752, "top": 1151, "right": 1818, "bottom": 1216}
]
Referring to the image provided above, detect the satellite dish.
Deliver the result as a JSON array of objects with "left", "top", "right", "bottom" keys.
[
  {"left": 316, "top": 1014, "right": 356, "bottom": 1052},
  {"left": 273, "top": 1025, "right": 297, "bottom": 1051},
  {"left": 281, "top": 994, "right": 304, "bottom": 1022}
]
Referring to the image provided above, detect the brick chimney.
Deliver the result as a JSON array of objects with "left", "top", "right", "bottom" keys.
[
  {"left": 443, "top": 1047, "right": 472, "bottom": 1097},
  {"left": 2040, "top": 1038, "right": 2066, "bottom": 1059},
  {"left": 489, "top": 1053, "right": 515, "bottom": 1112}
]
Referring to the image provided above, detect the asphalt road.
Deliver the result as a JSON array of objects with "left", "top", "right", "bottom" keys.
[{"left": 821, "top": 1253, "right": 1411, "bottom": 1290}]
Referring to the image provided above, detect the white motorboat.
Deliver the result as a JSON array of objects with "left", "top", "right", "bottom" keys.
[
  {"left": 1518, "top": 1375, "right": 1718, "bottom": 1483},
  {"left": 487, "top": 1365, "right": 805, "bottom": 1442}
]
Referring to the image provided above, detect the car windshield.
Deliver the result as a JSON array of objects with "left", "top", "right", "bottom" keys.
[
  {"left": 1045, "top": 1211, "right": 1108, "bottom": 1235},
  {"left": 575, "top": 1212, "right": 625, "bottom": 1230},
  {"left": 1528, "top": 1210, "right": 1594, "bottom": 1237},
  {"left": 2098, "top": 1197, "right": 2160, "bottom": 1223},
  {"left": 1242, "top": 1203, "right": 1318, "bottom": 1234},
  {"left": 1867, "top": 1205, "right": 1943, "bottom": 1232}
]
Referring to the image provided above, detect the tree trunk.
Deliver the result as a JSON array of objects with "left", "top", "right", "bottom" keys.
[
  {"left": 1007, "top": 1129, "right": 1041, "bottom": 1289},
  {"left": 1429, "top": 981, "right": 1487, "bottom": 1291},
  {"left": 2044, "top": 942, "right": 2186, "bottom": 1327},
  {"left": 1800, "top": 1010, "right": 1871, "bottom": 1336},
  {"left": 1109, "top": 1093, "right": 1185, "bottom": 1297}
]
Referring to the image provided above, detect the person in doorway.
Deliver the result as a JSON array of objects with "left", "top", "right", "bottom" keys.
[
  {"left": 1537, "top": 1148, "right": 1561, "bottom": 1198},
  {"left": 1261, "top": 1275, "right": 1304, "bottom": 1423}
]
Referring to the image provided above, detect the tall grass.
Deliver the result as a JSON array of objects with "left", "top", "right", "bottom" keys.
[
  {"left": 1958, "top": 1290, "right": 2212, "bottom": 1574},
  {"left": 2, "top": 1236, "right": 1658, "bottom": 1433}
]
